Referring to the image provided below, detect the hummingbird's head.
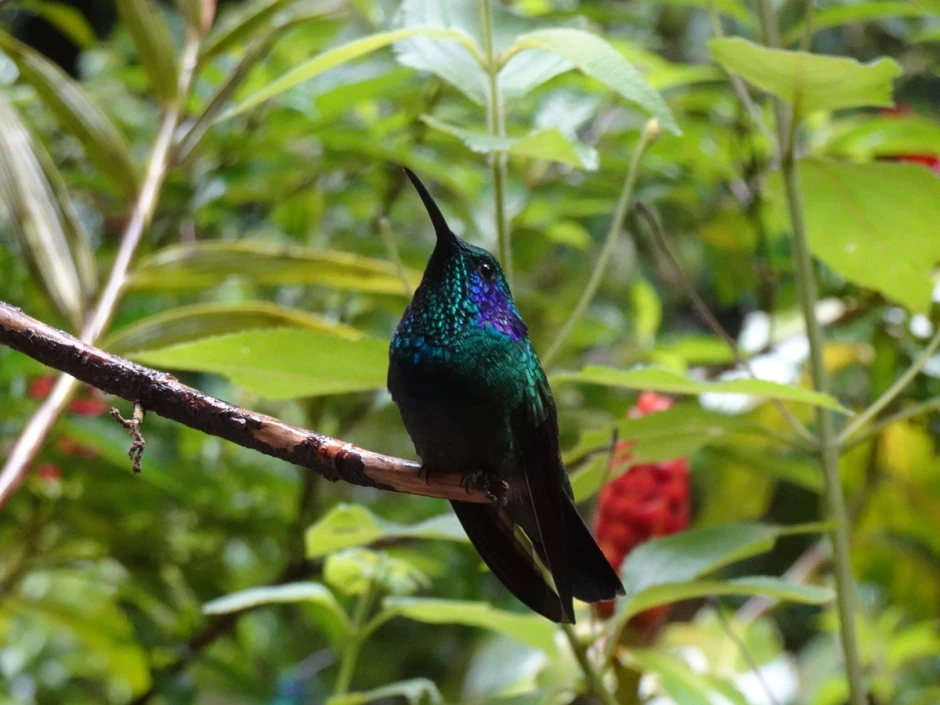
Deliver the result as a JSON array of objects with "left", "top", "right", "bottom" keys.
[{"left": 399, "top": 168, "right": 527, "bottom": 345}]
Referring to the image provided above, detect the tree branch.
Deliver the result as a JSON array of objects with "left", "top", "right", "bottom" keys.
[
  {"left": 0, "top": 301, "right": 493, "bottom": 505},
  {"left": 0, "top": 31, "right": 201, "bottom": 508}
]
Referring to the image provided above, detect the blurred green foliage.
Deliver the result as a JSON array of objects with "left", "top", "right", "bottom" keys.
[{"left": 1, "top": 0, "right": 939, "bottom": 704}]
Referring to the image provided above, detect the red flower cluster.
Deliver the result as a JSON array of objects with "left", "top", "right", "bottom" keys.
[
  {"left": 592, "top": 392, "right": 691, "bottom": 631},
  {"left": 28, "top": 375, "right": 108, "bottom": 483}
]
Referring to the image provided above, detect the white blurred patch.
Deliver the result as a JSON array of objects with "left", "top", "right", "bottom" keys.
[
  {"left": 739, "top": 312, "right": 772, "bottom": 353},
  {"left": 909, "top": 314, "right": 934, "bottom": 339},
  {"left": 923, "top": 354, "right": 940, "bottom": 379},
  {"left": 882, "top": 306, "right": 907, "bottom": 326},
  {"left": 734, "top": 654, "right": 799, "bottom": 705},
  {"left": 700, "top": 352, "right": 803, "bottom": 414}
]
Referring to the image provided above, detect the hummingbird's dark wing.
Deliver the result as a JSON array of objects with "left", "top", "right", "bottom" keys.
[
  {"left": 450, "top": 501, "right": 568, "bottom": 623},
  {"left": 512, "top": 351, "right": 625, "bottom": 615},
  {"left": 509, "top": 361, "right": 576, "bottom": 623}
]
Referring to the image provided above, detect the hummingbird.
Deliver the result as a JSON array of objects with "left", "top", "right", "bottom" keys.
[{"left": 387, "top": 168, "right": 624, "bottom": 623}]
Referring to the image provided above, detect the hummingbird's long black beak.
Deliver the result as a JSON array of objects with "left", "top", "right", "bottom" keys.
[{"left": 403, "top": 167, "right": 459, "bottom": 250}]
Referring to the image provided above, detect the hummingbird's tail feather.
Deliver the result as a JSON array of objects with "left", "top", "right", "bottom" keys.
[
  {"left": 562, "top": 494, "right": 625, "bottom": 603},
  {"left": 451, "top": 501, "right": 572, "bottom": 624}
]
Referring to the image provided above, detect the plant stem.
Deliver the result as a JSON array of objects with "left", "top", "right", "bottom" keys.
[
  {"left": 542, "top": 120, "right": 659, "bottom": 368},
  {"left": 755, "top": 3, "right": 865, "bottom": 703},
  {"left": 635, "top": 203, "right": 816, "bottom": 448},
  {"left": 707, "top": 1, "right": 773, "bottom": 144},
  {"left": 842, "top": 396, "right": 940, "bottom": 451},
  {"left": 561, "top": 623, "right": 619, "bottom": 705},
  {"left": 478, "top": 0, "right": 512, "bottom": 285},
  {"left": 801, "top": 0, "right": 816, "bottom": 51},
  {"left": 837, "top": 326, "right": 940, "bottom": 446},
  {"left": 0, "top": 31, "right": 201, "bottom": 509},
  {"left": 783, "top": 140, "right": 866, "bottom": 705},
  {"left": 333, "top": 579, "right": 379, "bottom": 697},
  {"left": 712, "top": 599, "right": 780, "bottom": 705}
]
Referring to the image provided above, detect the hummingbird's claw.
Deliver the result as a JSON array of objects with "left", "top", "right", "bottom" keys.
[
  {"left": 460, "top": 470, "right": 508, "bottom": 506},
  {"left": 418, "top": 465, "right": 434, "bottom": 485}
]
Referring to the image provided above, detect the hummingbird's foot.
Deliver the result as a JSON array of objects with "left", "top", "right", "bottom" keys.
[
  {"left": 417, "top": 464, "right": 436, "bottom": 485},
  {"left": 460, "top": 470, "right": 508, "bottom": 506}
]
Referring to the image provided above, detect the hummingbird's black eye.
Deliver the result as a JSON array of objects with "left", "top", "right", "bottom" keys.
[{"left": 478, "top": 261, "right": 496, "bottom": 281}]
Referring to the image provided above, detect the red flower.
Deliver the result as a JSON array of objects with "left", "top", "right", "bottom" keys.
[
  {"left": 56, "top": 435, "right": 99, "bottom": 460},
  {"left": 68, "top": 397, "right": 109, "bottom": 417},
  {"left": 28, "top": 375, "right": 55, "bottom": 400},
  {"left": 592, "top": 392, "right": 691, "bottom": 633},
  {"left": 880, "top": 104, "right": 940, "bottom": 175},
  {"left": 27, "top": 376, "right": 108, "bottom": 416},
  {"left": 37, "top": 463, "right": 61, "bottom": 484}
]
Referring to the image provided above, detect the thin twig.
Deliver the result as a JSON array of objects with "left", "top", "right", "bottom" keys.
[
  {"left": 801, "top": 0, "right": 816, "bottom": 51},
  {"left": 841, "top": 396, "right": 940, "bottom": 451},
  {"left": 707, "top": 1, "right": 774, "bottom": 146},
  {"left": 635, "top": 202, "right": 816, "bottom": 448},
  {"left": 478, "top": 0, "right": 512, "bottom": 286},
  {"left": 561, "top": 623, "right": 619, "bottom": 705},
  {"left": 711, "top": 598, "right": 781, "bottom": 705},
  {"left": 378, "top": 217, "right": 414, "bottom": 296},
  {"left": 542, "top": 119, "right": 661, "bottom": 368},
  {"left": 0, "top": 32, "right": 202, "bottom": 509},
  {"left": 735, "top": 539, "right": 829, "bottom": 625},
  {"left": 837, "top": 325, "right": 940, "bottom": 446},
  {"left": 0, "top": 301, "right": 494, "bottom": 504}
]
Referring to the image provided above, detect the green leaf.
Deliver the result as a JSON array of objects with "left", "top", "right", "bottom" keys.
[
  {"left": 652, "top": 0, "right": 752, "bottom": 25},
  {"left": 567, "top": 405, "right": 758, "bottom": 502},
  {"left": 223, "top": 26, "right": 480, "bottom": 120},
  {"left": 508, "top": 129, "right": 599, "bottom": 170},
  {"left": 422, "top": 116, "right": 598, "bottom": 170},
  {"left": 115, "top": 0, "right": 178, "bottom": 104},
  {"left": 551, "top": 365, "right": 849, "bottom": 412},
  {"left": 200, "top": 0, "right": 297, "bottom": 60},
  {"left": 394, "top": 0, "right": 487, "bottom": 104},
  {"left": 0, "top": 31, "right": 138, "bottom": 196},
  {"left": 202, "top": 582, "right": 350, "bottom": 646},
  {"left": 784, "top": 2, "right": 930, "bottom": 45},
  {"left": 623, "top": 576, "right": 833, "bottom": 618},
  {"left": 130, "top": 240, "right": 420, "bottom": 294},
  {"left": 612, "top": 526, "right": 836, "bottom": 638},
  {"left": 0, "top": 92, "right": 93, "bottom": 329},
  {"left": 498, "top": 47, "right": 574, "bottom": 102},
  {"left": 382, "top": 598, "right": 557, "bottom": 654},
  {"left": 709, "top": 38, "right": 901, "bottom": 118},
  {"left": 103, "top": 301, "right": 362, "bottom": 354},
  {"left": 506, "top": 28, "right": 679, "bottom": 134},
  {"left": 8, "top": 0, "right": 98, "bottom": 48},
  {"left": 621, "top": 523, "right": 782, "bottom": 600},
  {"left": 13, "top": 596, "right": 152, "bottom": 694},
  {"left": 327, "top": 679, "right": 443, "bottom": 705},
  {"left": 631, "top": 277, "right": 662, "bottom": 347},
  {"left": 129, "top": 329, "right": 388, "bottom": 399},
  {"left": 821, "top": 116, "right": 940, "bottom": 160},
  {"left": 306, "top": 504, "right": 468, "bottom": 559},
  {"left": 768, "top": 159, "right": 940, "bottom": 313},
  {"left": 626, "top": 649, "right": 748, "bottom": 705},
  {"left": 180, "top": 15, "right": 324, "bottom": 161},
  {"left": 394, "top": 0, "right": 583, "bottom": 103},
  {"left": 325, "top": 548, "right": 429, "bottom": 597}
]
